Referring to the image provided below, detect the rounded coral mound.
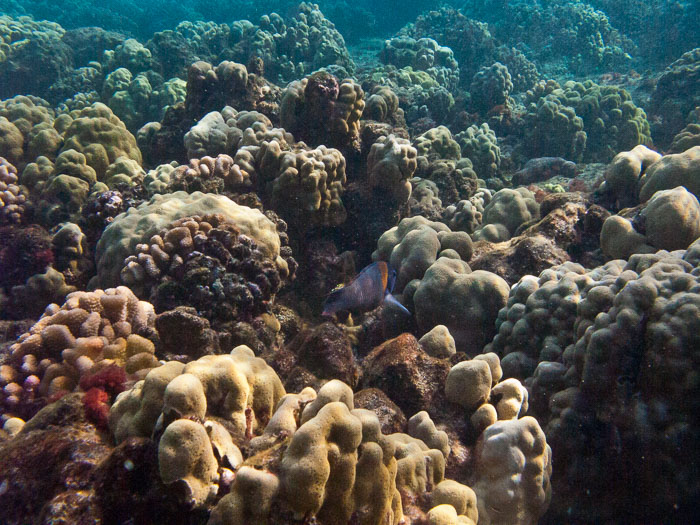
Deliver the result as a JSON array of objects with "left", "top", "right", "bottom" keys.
[
  {"left": 93, "top": 191, "right": 287, "bottom": 289},
  {"left": 120, "top": 213, "right": 291, "bottom": 324},
  {"left": 60, "top": 103, "right": 142, "bottom": 179},
  {"left": 0, "top": 157, "right": 29, "bottom": 225},
  {"left": 483, "top": 243, "right": 700, "bottom": 520},
  {"left": 411, "top": 257, "right": 510, "bottom": 354},
  {"left": 280, "top": 71, "right": 365, "bottom": 151},
  {"left": 367, "top": 134, "right": 417, "bottom": 204},
  {"left": 638, "top": 145, "right": 700, "bottom": 202}
]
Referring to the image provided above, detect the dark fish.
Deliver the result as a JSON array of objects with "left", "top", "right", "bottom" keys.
[{"left": 322, "top": 261, "right": 410, "bottom": 317}]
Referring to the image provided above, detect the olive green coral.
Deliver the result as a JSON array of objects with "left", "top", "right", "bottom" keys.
[
  {"left": 60, "top": 103, "right": 142, "bottom": 180},
  {"left": 367, "top": 134, "right": 417, "bottom": 203},
  {"left": 412, "top": 257, "right": 510, "bottom": 354}
]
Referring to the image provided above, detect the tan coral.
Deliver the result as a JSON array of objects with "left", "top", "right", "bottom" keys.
[
  {"left": 432, "top": 480, "right": 478, "bottom": 523},
  {"left": 367, "top": 134, "right": 417, "bottom": 203},
  {"left": 491, "top": 378, "right": 529, "bottom": 420},
  {"left": 208, "top": 466, "right": 280, "bottom": 525},
  {"left": 472, "top": 416, "right": 552, "bottom": 525},
  {"left": 638, "top": 145, "right": 700, "bottom": 202},
  {"left": 60, "top": 103, "right": 142, "bottom": 180},
  {"left": 110, "top": 346, "right": 285, "bottom": 443},
  {"left": 408, "top": 411, "right": 450, "bottom": 459},
  {"left": 604, "top": 145, "right": 661, "bottom": 206},
  {"left": 419, "top": 325, "right": 456, "bottom": 358},
  {"left": 158, "top": 418, "right": 220, "bottom": 508},
  {"left": 445, "top": 359, "right": 492, "bottom": 410},
  {"left": 427, "top": 504, "right": 476, "bottom": 525},
  {"left": 249, "top": 387, "right": 317, "bottom": 453},
  {"left": 470, "top": 403, "right": 498, "bottom": 435},
  {"left": 2, "top": 287, "right": 157, "bottom": 418},
  {"left": 641, "top": 186, "right": 700, "bottom": 251},
  {"left": 600, "top": 214, "right": 654, "bottom": 259},
  {"left": 93, "top": 191, "right": 286, "bottom": 288},
  {"left": 280, "top": 401, "right": 364, "bottom": 522}
]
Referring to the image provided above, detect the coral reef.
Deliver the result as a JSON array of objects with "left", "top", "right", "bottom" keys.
[
  {"left": 93, "top": 191, "right": 288, "bottom": 288},
  {"left": 1, "top": 2, "right": 699, "bottom": 523},
  {"left": 280, "top": 71, "right": 365, "bottom": 151}
]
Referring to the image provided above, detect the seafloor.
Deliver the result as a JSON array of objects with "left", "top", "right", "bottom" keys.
[{"left": 0, "top": 0, "right": 699, "bottom": 523}]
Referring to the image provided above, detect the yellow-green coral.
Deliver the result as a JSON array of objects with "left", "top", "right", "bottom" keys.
[{"left": 60, "top": 103, "right": 142, "bottom": 180}]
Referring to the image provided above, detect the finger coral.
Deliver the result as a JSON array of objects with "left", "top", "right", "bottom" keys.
[{"left": 1, "top": 286, "right": 157, "bottom": 421}]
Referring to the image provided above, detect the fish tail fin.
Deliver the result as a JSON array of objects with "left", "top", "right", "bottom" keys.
[{"left": 383, "top": 293, "right": 411, "bottom": 316}]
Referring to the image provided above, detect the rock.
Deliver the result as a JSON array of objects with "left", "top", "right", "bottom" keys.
[
  {"left": 361, "top": 333, "right": 451, "bottom": 416},
  {"left": 354, "top": 388, "right": 407, "bottom": 434}
]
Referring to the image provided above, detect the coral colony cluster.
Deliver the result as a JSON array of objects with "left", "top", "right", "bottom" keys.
[{"left": 0, "top": 1, "right": 699, "bottom": 523}]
